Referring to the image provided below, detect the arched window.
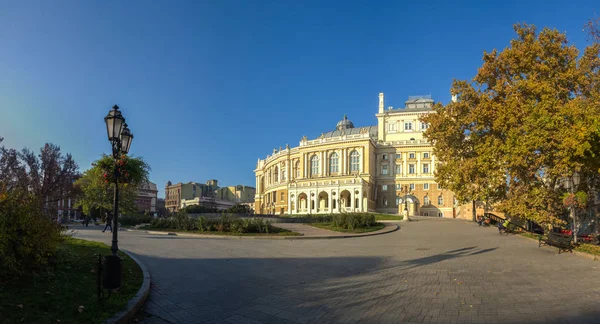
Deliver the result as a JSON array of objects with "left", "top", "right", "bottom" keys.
[
  {"left": 295, "top": 161, "right": 300, "bottom": 179},
  {"left": 281, "top": 163, "right": 286, "bottom": 181},
  {"left": 329, "top": 152, "right": 339, "bottom": 173},
  {"left": 310, "top": 155, "right": 319, "bottom": 176},
  {"left": 350, "top": 150, "right": 360, "bottom": 172},
  {"left": 274, "top": 166, "right": 279, "bottom": 183},
  {"left": 382, "top": 197, "right": 387, "bottom": 207}
]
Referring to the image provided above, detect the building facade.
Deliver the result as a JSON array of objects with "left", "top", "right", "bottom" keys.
[
  {"left": 135, "top": 181, "right": 158, "bottom": 214},
  {"left": 215, "top": 185, "right": 256, "bottom": 204},
  {"left": 165, "top": 181, "right": 215, "bottom": 212},
  {"left": 254, "top": 93, "right": 459, "bottom": 217}
]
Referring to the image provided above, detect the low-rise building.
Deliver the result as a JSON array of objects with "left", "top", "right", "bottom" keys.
[
  {"left": 135, "top": 181, "right": 158, "bottom": 214},
  {"left": 165, "top": 180, "right": 220, "bottom": 212}
]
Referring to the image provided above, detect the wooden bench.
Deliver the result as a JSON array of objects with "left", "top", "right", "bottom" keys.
[{"left": 538, "top": 232, "right": 574, "bottom": 254}]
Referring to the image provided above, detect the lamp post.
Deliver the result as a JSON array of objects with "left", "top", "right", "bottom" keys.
[
  {"left": 400, "top": 185, "right": 412, "bottom": 221},
  {"left": 565, "top": 172, "right": 580, "bottom": 243},
  {"left": 102, "top": 105, "right": 133, "bottom": 290}
]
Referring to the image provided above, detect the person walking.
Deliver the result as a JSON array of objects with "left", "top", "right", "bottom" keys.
[{"left": 102, "top": 213, "right": 113, "bottom": 233}]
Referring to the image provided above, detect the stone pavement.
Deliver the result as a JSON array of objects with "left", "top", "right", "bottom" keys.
[{"left": 73, "top": 217, "right": 600, "bottom": 324}]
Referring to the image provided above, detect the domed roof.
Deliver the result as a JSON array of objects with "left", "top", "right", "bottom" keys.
[{"left": 336, "top": 114, "right": 355, "bottom": 130}]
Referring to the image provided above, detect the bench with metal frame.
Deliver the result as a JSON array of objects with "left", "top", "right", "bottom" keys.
[{"left": 538, "top": 231, "right": 574, "bottom": 254}]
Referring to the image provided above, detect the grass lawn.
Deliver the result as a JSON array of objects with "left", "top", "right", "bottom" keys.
[
  {"left": 0, "top": 237, "right": 143, "bottom": 324},
  {"left": 519, "top": 233, "right": 600, "bottom": 257},
  {"left": 373, "top": 214, "right": 404, "bottom": 221},
  {"left": 139, "top": 225, "right": 301, "bottom": 236},
  {"left": 311, "top": 222, "right": 386, "bottom": 233}
]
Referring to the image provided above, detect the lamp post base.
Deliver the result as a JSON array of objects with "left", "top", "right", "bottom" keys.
[{"left": 102, "top": 255, "right": 122, "bottom": 290}]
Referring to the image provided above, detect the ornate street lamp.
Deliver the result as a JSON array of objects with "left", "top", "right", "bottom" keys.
[
  {"left": 399, "top": 185, "right": 412, "bottom": 221},
  {"left": 102, "top": 105, "right": 134, "bottom": 290}
]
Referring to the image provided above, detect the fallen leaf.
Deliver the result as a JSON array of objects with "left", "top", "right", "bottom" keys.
[{"left": 17, "top": 304, "right": 23, "bottom": 309}]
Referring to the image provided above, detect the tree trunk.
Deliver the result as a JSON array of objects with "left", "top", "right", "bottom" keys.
[{"left": 472, "top": 200, "right": 476, "bottom": 222}]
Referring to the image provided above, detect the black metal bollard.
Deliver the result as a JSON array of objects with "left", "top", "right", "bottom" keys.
[{"left": 102, "top": 255, "right": 122, "bottom": 290}]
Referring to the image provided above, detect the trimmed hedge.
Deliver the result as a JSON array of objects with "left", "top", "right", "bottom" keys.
[
  {"left": 282, "top": 213, "right": 377, "bottom": 230},
  {"left": 119, "top": 213, "right": 153, "bottom": 227},
  {"left": 150, "top": 213, "right": 274, "bottom": 234}
]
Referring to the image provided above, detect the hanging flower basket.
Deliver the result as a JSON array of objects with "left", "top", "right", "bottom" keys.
[
  {"left": 562, "top": 192, "right": 587, "bottom": 209},
  {"left": 97, "top": 155, "right": 134, "bottom": 184}
]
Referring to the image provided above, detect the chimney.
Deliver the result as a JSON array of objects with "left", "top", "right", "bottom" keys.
[{"left": 378, "top": 93, "right": 384, "bottom": 113}]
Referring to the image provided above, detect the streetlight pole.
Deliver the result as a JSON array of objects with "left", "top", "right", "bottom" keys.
[{"left": 103, "top": 105, "right": 133, "bottom": 290}]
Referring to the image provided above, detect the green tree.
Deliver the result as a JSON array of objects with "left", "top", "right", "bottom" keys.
[
  {"left": 423, "top": 23, "right": 600, "bottom": 229},
  {"left": 75, "top": 154, "right": 150, "bottom": 218}
]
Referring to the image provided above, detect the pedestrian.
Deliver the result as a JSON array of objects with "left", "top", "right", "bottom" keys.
[{"left": 102, "top": 213, "right": 113, "bottom": 233}]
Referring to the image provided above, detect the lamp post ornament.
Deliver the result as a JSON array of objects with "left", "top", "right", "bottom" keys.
[{"left": 102, "top": 105, "right": 134, "bottom": 290}]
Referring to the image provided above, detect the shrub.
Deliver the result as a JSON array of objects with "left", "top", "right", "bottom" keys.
[
  {"left": 330, "top": 213, "right": 376, "bottom": 230},
  {"left": 150, "top": 214, "right": 274, "bottom": 234},
  {"left": 0, "top": 191, "right": 64, "bottom": 281}
]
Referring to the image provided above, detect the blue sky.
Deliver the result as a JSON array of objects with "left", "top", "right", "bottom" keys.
[{"left": 0, "top": 0, "right": 597, "bottom": 197}]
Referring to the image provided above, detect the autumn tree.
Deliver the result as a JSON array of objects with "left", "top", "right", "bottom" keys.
[
  {"left": 75, "top": 154, "right": 150, "bottom": 220},
  {"left": 423, "top": 23, "right": 600, "bottom": 230}
]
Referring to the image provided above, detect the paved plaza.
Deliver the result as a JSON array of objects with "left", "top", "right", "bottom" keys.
[{"left": 74, "top": 217, "right": 600, "bottom": 324}]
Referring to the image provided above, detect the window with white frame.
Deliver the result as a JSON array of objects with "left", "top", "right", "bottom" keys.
[
  {"left": 437, "top": 183, "right": 443, "bottom": 190},
  {"left": 395, "top": 153, "right": 401, "bottom": 159},
  {"left": 388, "top": 123, "right": 396, "bottom": 132},
  {"left": 423, "top": 152, "right": 430, "bottom": 158},
  {"left": 274, "top": 166, "right": 279, "bottom": 182},
  {"left": 295, "top": 161, "right": 300, "bottom": 178},
  {"left": 421, "top": 122, "right": 430, "bottom": 130},
  {"left": 409, "top": 164, "right": 415, "bottom": 174},
  {"left": 350, "top": 150, "right": 360, "bottom": 172},
  {"left": 382, "top": 165, "right": 388, "bottom": 175},
  {"left": 382, "top": 154, "right": 388, "bottom": 160},
  {"left": 423, "top": 183, "right": 429, "bottom": 190},
  {"left": 409, "top": 183, "right": 415, "bottom": 190},
  {"left": 310, "top": 155, "right": 319, "bottom": 176},
  {"left": 329, "top": 152, "right": 339, "bottom": 173},
  {"left": 395, "top": 165, "right": 402, "bottom": 174},
  {"left": 404, "top": 122, "right": 412, "bottom": 131},
  {"left": 382, "top": 184, "right": 388, "bottom": 191},
  {"left": 424, "top": 196, "right": 430, "bottom": 205},
  {"left": 438, "top": 212, "right": 443, "bottom": 217},
  {"left": 423, "top": 163, "right": 429, "bottom": 174},
  {"left": 438, "top": 196, "right": 443, "bottom": 206},
  {"left": 409, "top": 152, "right": 415, "bottom": 159}
]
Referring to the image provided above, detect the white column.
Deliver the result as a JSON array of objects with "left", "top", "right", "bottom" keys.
[
  {"left": 360, "top": 147, "right": 365, "bottom": 173},
  {"left": 403, "top": 152, "right": 408, "bottom": 176},
  {"left": 417, "top": 151, "right": 421, "bottom": 176},
  {"left": 286, "top": 159, "right": 289, "bottom": 181},
  {"left": 358, "top": 190, "right": 363, "bottom": 212},
  {"left": 320, "top": 151, "right": 324, "bottom": 176},
  {"left": 351, "top": 189, "right": 355, "bottom": 211},
  {"left": 338, "top": 149, "right": 346, "bottom": 174},
  {"left": 304, "top": 154, "right": 307, "bottom": 177},
  {"left": 288, "top": 192, "right": 292, "bottom": 214}
]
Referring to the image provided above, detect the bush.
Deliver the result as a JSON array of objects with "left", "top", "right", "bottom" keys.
[
  {"left": 329, "top": 213, "right": 376, "bottom": 230},
  {"left": 119, "top": 213, "right": 153, "bottom": 227},
  {"left": 151, "top": 214, "right": 274, "bottom": 234},
  {"left": 0, "top": 191, "right": 64, "bottom": 281}
]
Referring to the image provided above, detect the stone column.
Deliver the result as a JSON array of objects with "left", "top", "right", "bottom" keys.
[
  {"left": 358, "top": 190, "right": 363, "bottom": 212},
  {"left": 403, "top": 152, "right": 408, "bottom": 176},
  {"left": 351, "top": 189, "right": 355, "bottom": 211},
  {"left": 320, "top": 151, "right": 324, "bottom": 176},
  {"left": 360, "top": 147, "right": 364, "bottom": 173}
]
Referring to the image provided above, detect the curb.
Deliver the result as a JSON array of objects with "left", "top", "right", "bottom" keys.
[
  {"left": 106, "top": 250, "right": 152, "bottom": 324},
  {"left": 126, "top": 223, "right": 399, "bottom": 240},
  {"left": 516, "top": 234, "right": 599, "bottom": 262}
]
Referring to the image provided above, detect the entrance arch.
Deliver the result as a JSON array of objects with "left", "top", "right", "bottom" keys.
[
  {"left": 318, "top": 191, "right": 329, "bottom": 212},
  {"left": 298, "top": 193, "right": 308, "bottom": 213},
  {"left": 340, "top": 190, "right": 351, "bottom": 211}
]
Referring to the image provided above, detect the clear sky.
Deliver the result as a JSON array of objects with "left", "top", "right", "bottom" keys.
[{"left": 0, "top": 0, "right": 597, "bottom": 197}]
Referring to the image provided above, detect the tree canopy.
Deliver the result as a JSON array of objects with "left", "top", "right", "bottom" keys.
[
  {"left": 75, "top": 154, "right": 150, "bottom": 217},
  {"left": 422, "top": 23, "right": 600, "bottom": 226}
]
